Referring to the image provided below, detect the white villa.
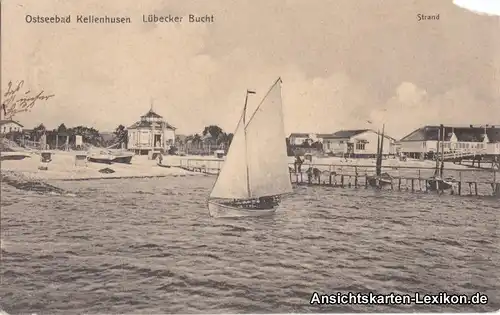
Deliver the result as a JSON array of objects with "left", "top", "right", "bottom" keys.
[
  {"left": 398, "top": 125, "right": 500, "bottom": 159},
  {"left": 318, "top": 129, "right": 396, "bottom": 157},
  {"left": 0, "top": 119, "right": 23, "bottom": 134},
  {"left": 127, "top": 108, "right": 176, "bottom": 155}
]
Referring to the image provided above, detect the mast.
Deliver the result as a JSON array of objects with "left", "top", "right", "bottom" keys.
[
  {"left": 435, "top": 127, "right": 440, "bottom": 176},
  {"left": 243, "top": 90, "right": 253, "bottom": 198},
  {"left": 379, "top": 124, "right": 385, "bottom": 176},
  {"left": 375, "top": 129, "right": 381, "bottom": 176},
  {"left": 440, "top": 124, "right": 444, "bottom": 177}
]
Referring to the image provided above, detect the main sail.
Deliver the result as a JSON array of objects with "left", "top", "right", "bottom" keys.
[
  {"left": 245, "top": 78, "right": 293, "bottom": 198},
  {"left": 209, "top": 115, "right": 250, "bottom": 199},
  {"left": 209, "top": 78, "right": 293, "bottom": 199}
]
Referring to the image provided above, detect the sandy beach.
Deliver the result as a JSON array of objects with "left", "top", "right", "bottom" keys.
[{"left": 0, "top": 151, "right": 197, "bottom": 181}]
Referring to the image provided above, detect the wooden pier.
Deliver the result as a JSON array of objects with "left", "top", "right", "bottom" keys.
[
  {"left": 289, "top": 163, "right": 499, "bottom": 197},
  {"left": 174, "top": 158, "right": 499, "bottom": 197}
]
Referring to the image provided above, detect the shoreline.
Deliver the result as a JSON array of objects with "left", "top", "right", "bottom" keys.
[
  {"left": 0, "top": 151, "right": 202, "bottom": 182},
  {"left": 1, "top": 150, "right": 494, "bottom": 184}
]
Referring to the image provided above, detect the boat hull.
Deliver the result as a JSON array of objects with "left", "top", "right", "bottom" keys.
[
  {"left": 0, "top": 154, "right": 30, "bottom": 161},
  {"left": 88, "top": 157, "right": 113, "bottom": 164},
  {"left": 88, "top": 155, "right": 133, "bottom": 164},
  {"left": 157, "top": 163, "right": 171, "bottom": 168},
  {"left": 427, "top": 178, "right": 453, "bottom": 191},
  {"left": 208, "top": 201, "right": 278, "bottom": 218},
  {"left": 112, "top": 155, "right": 133, "bottom": 164},
  {"left": 366, "top": 175, "right": 392, "bottom": 188}
]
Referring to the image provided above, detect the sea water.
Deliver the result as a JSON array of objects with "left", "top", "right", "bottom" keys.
[{"left": 0, "top": 175, "right": 498, "bottom": 313}]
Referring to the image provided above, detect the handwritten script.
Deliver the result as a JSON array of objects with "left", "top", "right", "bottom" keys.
[{"left": 1, "top": 80, "right": 55, "bottom": 119}]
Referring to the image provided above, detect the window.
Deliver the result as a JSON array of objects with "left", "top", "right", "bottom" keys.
[
  {"left": 356, "top": 142, "right": 366, "bottom": 150},
  {"left": 9, "top": 127, "right": 12, "bottom": 132}
]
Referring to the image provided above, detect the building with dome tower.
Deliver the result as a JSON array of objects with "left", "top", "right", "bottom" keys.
[{"left": 127, "top": 105, "right": 176, "bottom": 155}]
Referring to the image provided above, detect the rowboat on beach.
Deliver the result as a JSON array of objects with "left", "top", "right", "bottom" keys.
[{"left": 87, "top": 147, "right": 134, "bottom": 164}]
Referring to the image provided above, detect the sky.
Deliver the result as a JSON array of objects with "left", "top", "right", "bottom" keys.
[{"left": 1, "top": 0, "right": 499, "bottom": 139}]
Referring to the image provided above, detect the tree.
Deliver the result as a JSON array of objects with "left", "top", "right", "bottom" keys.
[
  {"left": 68, "top": 126, "right": 103, "bottom": 146},
  {"left": 57, "top": 123, "right": 67, "bottom": 134},
  {"left": 311, "top": 141, "right": 323, "bottom": 150},
  {"left": 193, "top": 133, "right": 202, "bottom": 144},
  {"left": 175, "top": 135, "right": 184, "bottom": 145},
  {"left": 226, "top": 133, "right": 234, "bottom": 148},
  {"left": 30, "top": 123, "right": 46, "bottom": 141},
  {"left": 114, "top": 124, "right": 128, "bottom": 148},
  {"left": 202, "top": 125, "right": 223, "bottom": 141}
]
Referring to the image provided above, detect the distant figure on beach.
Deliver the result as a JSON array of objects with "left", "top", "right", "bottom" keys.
[
  {"left": 294, "top": 155, "right": 304, "bottom": 173},
  {"left": 157, "top": 152, "right": 163, "bottom": 165}
]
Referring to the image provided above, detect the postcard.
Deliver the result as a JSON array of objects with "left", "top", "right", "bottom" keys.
[{"left": 1, "top": 0, "right": 499, "bottom": 313}]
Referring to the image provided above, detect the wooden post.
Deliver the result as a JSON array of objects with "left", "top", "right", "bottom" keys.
[
  {"left": 398, "top": 178, "right": 401, "bottom": 191},
  {"left": 365, "top": 175, "right": 368, "bottom": 188},
  {"left": 341, "top": 175, "right": 344, "bottom": 188},
  {"left": 348, "top": 176, "right": 352, "bottom": 188},
  {"left": 459, "top": 171, "right": 463, "bottom": 195},
  {"left": 469, "top": 182, "right": 472, "bottom": 195},
  {"left": 329, "top": 173, "right": 332, "bottom": 185},
  {"left": 354, "top": 166, "right": 358, "bottom": 188},
  {"left": 425, "top": 180, "right": 428, "bottom": 192},
  {"left": 411, "top": 179, "right": 414, "bottom": 192},
  {"left": 474, "top": 182, "right": 478, "bottom": 196}
]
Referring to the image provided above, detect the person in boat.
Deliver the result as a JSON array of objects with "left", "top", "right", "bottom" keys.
[{"left": 258, "top": 196, "right": 278, "bottom": 208}]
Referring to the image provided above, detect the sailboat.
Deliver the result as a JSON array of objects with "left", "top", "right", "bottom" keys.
[
  {"left": 367, "top": 125, "right": 392, "bottom": 188},
  {"left": 427, "top": 124, "right": 453, "bottom": 191},
  {"left": 207, "top": 78, "right": 293, "bottom": 218}
]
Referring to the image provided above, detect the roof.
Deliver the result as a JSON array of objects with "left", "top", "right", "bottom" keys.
[
  {"left": 400, "top": 125, "right": 500, "bottom": 143},
  {"left": 331, "top": 129, "right": 370, "bottom": 138},
  {"left": 0, "top": 120, "right": 23, "bottom": 127},
  {"left": 318, "top": 129, "right": 370, "bottom": 139},
  {"left": 318, "top": 129, "right": 396, "bottom": 141},
  {"left": 128, "top": 120, "right": 176, "bottom": 130},
  {"left": 140, "top": 109, "right": 163, "bottom": 119},
  {"left": 289, "top": 133, "right": 311, "bottom": 138}
]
